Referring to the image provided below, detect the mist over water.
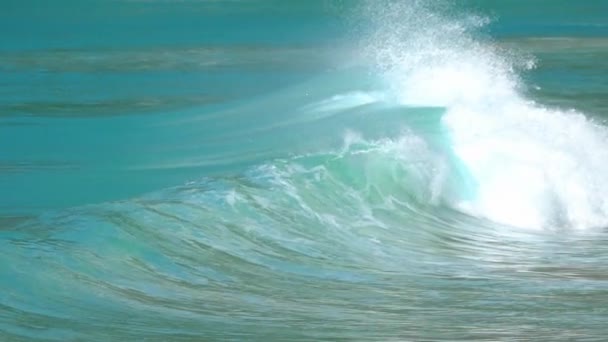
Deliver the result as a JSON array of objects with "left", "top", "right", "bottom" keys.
[{"left": 2, "top": 0, "right": 608, "bottom": 341}]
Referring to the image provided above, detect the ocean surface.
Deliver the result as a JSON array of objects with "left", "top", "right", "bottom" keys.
[{"left": 2, "top": 0, "right": 608, "bottom": 340}]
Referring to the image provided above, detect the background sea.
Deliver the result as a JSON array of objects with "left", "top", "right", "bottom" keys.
[{"left": 2, "top": 0, "right": 608, "bottom": 340}]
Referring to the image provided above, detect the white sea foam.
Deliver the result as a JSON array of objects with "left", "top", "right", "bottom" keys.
[{"left": 362, "top": 0, "right": 608, "bottom": 229}]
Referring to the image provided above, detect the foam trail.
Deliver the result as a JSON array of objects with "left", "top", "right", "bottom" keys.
[{"left": 361, "top": 0, "right": 608, "bottom": 230}]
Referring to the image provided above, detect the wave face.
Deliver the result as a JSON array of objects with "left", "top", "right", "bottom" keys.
[{"left": 2, "top": 0, "right": 608, "bottom": 340}]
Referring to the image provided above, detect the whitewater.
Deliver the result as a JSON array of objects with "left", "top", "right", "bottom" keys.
[{"left": 2, "top": 0, "right": 608, "bottom": 340}]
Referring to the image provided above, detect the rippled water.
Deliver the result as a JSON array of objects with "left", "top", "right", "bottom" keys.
[{"left": 2, "top": 0, "right": 608, "bottom": 340}]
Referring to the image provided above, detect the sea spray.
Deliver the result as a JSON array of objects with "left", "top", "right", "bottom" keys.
[{"left": 358, "top": 0, "right": 608, "bottom": 229}]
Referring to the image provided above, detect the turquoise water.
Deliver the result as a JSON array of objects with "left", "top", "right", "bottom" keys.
[{"left": 2, "top": 0, "right": 608, "bottom": 340}]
